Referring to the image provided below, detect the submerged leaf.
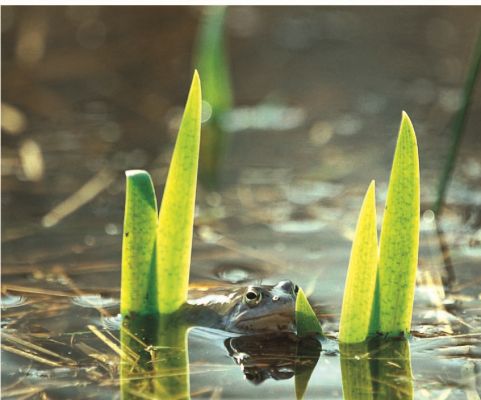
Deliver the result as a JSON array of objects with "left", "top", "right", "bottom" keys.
[
  {"left": 295, "top": 288, "right": 323, "bottom": 337},
  {"left": 157, "top": 71, "right": 202, "bottom": 314},
  {"left": 376, "top": 112, "right": 420, "bottom": 336},
  {"left": 121, "top": 170, "right": 158, "bottom": 315},
  {"left": 339, "top": 181, "right": 378, "bottom": 343}
]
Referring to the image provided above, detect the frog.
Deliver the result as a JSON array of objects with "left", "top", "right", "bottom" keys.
[{"left": 182, "top": 280, "right": 299, "bottom": 334}]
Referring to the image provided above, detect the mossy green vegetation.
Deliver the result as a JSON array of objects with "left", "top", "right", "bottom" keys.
[
  {"left": 339, "top": 181, "right": 378, "bottom": 343},
  {"left": 340, "top": 112, "right": 420, "bottom": 342},
  {"left": 295, "top": 288, "right": 323, "bottom": 338},
  {"left": 156, "top": 71, "right": 202, "bottom": 314}
]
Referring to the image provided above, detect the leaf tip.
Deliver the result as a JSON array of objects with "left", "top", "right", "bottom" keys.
[
  {"left": 367, "top": 179, "right": 375, "bottom": 193},
  {"left": 400, "top": 111, "right": 416, "bottom": 139},
  {"left": 192, "top": 69, "right": 201, "bottom": 92},
  {"left": 125, "top": 169, "right": 148, "bottom": 178},
  {"left": 296, "top": 287, "right": 323, "bottom": 337}
]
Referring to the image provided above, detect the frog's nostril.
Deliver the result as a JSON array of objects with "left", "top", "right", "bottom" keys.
[{"left": 294, "top": 285, "right": 299, "bottom": 294}]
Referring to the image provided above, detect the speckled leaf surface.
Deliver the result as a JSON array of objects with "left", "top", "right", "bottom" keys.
[
  {"left": 339, "top": 181, "right": 378, "bottom": 343},
  {"left": 377, "top": 112, "right": 420, "bottom": 336},
  {"left": 121, "top": 170, "right": 158, "bottom": 315},
  {"left": 157, "top": 72, "right": 202, "bottom": 314},
  {"left": 295, "top": 288, "right": 323, "bottom": 337}
]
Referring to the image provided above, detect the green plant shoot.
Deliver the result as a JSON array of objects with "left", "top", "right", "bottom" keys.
[
  {"left": 156, "top": 71, "right": 202, "bottom": 314},
  {"left": 376, "top": 112, "right": 420, "bottom": 336},
  {"left": 339, "top": 181, "right": 378, "bottom": 343},
  {"left": 121, "top": 170, "right": 158, "bottom": 315},
  {"left": 195, "top": 6, "right": 232, "bottom": 115},
  {"left": 195, "top": 6, "right": 232, "bottom": 189},
  {"left": 295, "top": 287, "right": 323, "bottom": 337}
]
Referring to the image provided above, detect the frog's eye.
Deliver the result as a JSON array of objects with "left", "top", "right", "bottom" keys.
[{"left": 244, "top": 288, "right": 262, "bottom": 306}]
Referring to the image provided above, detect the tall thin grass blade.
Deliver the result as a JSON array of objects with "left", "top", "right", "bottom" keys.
[
  {"left": 434, "top": 27, "right": 481, "bottom": 215},
  {"left": 195, "top": 6, "right": 232, "bottom": 188},
  {"left": 157, "top": 71, "right": 202, "bottom": 314},
  {"left": 339, "top": 181, "right": 378, "bottom": 343},
  {"left": 377, "top": 112, "right": 420, "bottom": 336},
  {"left": 195, "top": 6, "right": 232, "bottom": 115},
  {"left": 121, "top": 170, "right": 158, "bottom": 315},
  {"left": 295, "top": 288, "right": 323, "bottom": 337}
]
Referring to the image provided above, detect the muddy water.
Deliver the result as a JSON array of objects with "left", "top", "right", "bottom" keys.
[{"left": 2, "top": 6, "right": 481, "bottom": 399}]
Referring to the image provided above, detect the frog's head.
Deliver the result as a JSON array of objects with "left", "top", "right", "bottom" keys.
[{"left": 224, "top": 280, "right": 299, "bottom": 333}]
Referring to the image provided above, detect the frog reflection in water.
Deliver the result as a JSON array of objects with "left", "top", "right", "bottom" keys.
[{"left": 183, "top": 280, "right": 299, "bottom": 333}]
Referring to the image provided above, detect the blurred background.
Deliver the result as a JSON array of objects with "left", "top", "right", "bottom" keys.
[{"left": 2, "top": 6, "right": 481, "bottom": 399}]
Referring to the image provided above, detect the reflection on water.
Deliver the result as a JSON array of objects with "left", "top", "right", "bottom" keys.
[
  {"left": 2, "top": 5, "right": 481, "bottom": 400},
  {"left": 1, "top": 294, "right": 28, "bottom": 309},
  {"left": 225, "top": 333, "right": 320, "bottom": 385},
  {"left": 72, "top": 294, "right": 119, "bottom": 308},
  {"left": 341, "top": 338, "right": 414, "bottom": 400}
]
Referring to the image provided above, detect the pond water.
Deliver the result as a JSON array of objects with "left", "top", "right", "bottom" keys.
[{"left": 2, "top": 6, "right": 481, "bottom": 399}]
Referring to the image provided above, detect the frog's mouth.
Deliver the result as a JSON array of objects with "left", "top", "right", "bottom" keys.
[{"left": 226, "top": 307, "right": 296, "bottom": 333}]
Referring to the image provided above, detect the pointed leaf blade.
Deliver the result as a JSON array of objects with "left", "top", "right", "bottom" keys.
[
  {"left": 339, "top": 181, "right": 378, "bottom": 343},
  {"left": 378, "top": 112, "right": 420, "bottom": 336},
  {"left": 295, "top": 288, "right": 323, "bottom": 337},
  {"left": 157, "top": 71, "right": 202, "bottom": 314}
]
